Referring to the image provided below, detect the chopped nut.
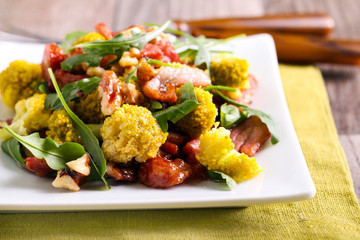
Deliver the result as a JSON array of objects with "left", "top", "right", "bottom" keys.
[
  {"left": 52, "top": 170, "right": 80, "bottom": 191},
  {"left": 86, "top": 66, "right": 105, "bottom": 77},
  {"left": 66, "top": 153, "right": 91, "bottom": 176},
  {"left": 119, "top": 51, "right": 139, "bottom": 68}
]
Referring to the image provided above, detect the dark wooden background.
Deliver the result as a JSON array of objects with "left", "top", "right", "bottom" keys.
[{"left": 1, "top": 0, "right": 359, "bottom": 200}]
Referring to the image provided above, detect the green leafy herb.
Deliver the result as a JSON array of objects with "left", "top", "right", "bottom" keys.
[
  {"left": 204, "top": 85, "right": 236, "bottom": 92},
  {"left": 86, "top": 124, "right": 103, "bottom": 140},
  {"left": 215, "top": 90, "right": 279, "bottom": 144},
  {"left": 4, "top": 126, "right": 86, "bottom": 170},
  {"left": 34, "top": 81, "right": 49, "bottom": 94},
  {"left": 125, "top": 65, "right": 140, "bottom": 83},
  {"left": 48, "top": 68, "right": 110, "bottom": 188},
  {"left": 153, "top": 82, "right": 202, "bottom": 132},
  {"left": 150, "top": 100, "right": 163, "bottom": 111},
  {"left": 1, "top": 138, "right": 26, "bottom": 168},
  {"left": 147, "top": 59, "right": 177, "bottom": 67},
  {"left": 60, "top": 30, "right": 88, "bottom": 53},
  {"left": 45, "top": 76, "right": 100, "bottom": 110},
  {"left": 206, "top": 170, "right": 236, "bottom": 190},
  {"left": 61, "top": 21, "right": 171, "bottom": 71},
  {"left": 220, "top": 104, "right": 247, "bottom": 129}
]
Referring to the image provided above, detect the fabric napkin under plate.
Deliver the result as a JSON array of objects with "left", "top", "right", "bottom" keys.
[{"left": 0, "top": 65, "right": 359, "bottom": 239}]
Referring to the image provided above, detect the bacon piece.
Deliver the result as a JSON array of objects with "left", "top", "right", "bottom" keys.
[
  {"left": 234, "top": 74, "right": 258, "bottom": 105},
  {"left": 183, "top": 138, "right": 201, "bottom": 164},
  {"left": 182, "top": 138, "right": 207, "bottom": 179},
  {"left": 98, "top": 70, "right": 123, "bottom": 115},
  {"left": 106, "top": 162, "right": 137, "bottom": 182},
  {"left": 230, "top": 115, "right": 271, "bottom": 157},
  {"left": 167, "top": 132, "right": 189, "bottom": 146},
  {"left": 55, "top": 70, "right": 88, "bottom": 88},
  {"left": 160, "top": 141, "right": 179, "bottom": 156},
  {"left": 142, "top": 66, "right": 211, "bottom": 102},
  {"left": 95, "top": 22, "right": 113, "bottom": 40},
  {"left": 23, "top": 157, "right": 55, "bottom": 177},
  {"left": 141, "top": 37, "right": 180, "bottom": 63},
  {"left": 41, "top": 43, "right": 65, "bottom": 89},
  {"left": 138, "top": 158, "right": 190, "bottom": 188}
]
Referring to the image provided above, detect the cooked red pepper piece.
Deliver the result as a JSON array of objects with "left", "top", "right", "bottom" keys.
[{"left": 23, "top": 157, "right": 55, "bottom": 177}]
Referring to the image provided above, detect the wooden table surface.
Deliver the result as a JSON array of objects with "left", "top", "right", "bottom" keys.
[{"left": 1, "top": 0, "right": 359, "bottom": 201}]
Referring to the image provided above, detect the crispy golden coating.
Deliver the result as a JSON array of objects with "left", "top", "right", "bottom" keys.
[
  {"left": 46, "top": 110, "right": 81, "bottom": 144},
  {"left": 210, "top": 55, "right": 249, "bottom": 99},
  {"left": 175, "top": 87, "right": 217, "bottom": 137},
  {"left": 0, "top": 94, "right": 51, "bottom": 140},
  {"left": 101, "top": 104, "right": 168, "bottom": 163},
  {"left": 196, "top": 127, "right": 262, "bottom": 182},
  {"left": 0, "top": 60, "right": 44, "bottom": 108},
  {"left": 73, "top": 90, "right": 106, "bottom": 124}
]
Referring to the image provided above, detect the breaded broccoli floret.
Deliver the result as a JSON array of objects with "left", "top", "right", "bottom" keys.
[
  {"left": 46, "top": 110, "right": 81, "bottom": 144},
  {"left": 175, "top": 87, "right": 217, "bottom": 137},
  {"left": 210, "top": 55, "right": 249, "bottom": 99},
  {"left": 73, "top": 32, "right": 105, "bottom": 45},
  {"left": 0, "top": 94, "right": 51, "bottom": 140},
  {"left": 101, "top": 104, "right": 168, "bottom": 163},
  {"left": 73, "top": 90, "right": 106, "bottom": 124},
  {"left": 0, "top": 60, "right": 44, "bottom": 108},
  {"left": 196, "top": 127, "right": 262, "bottom": 182}
]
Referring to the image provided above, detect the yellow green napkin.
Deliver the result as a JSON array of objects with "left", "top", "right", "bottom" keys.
[{"left": 1, "top": 65, "right": 359, "bottom": 239}]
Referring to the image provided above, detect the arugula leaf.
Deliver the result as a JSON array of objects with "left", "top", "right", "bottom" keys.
[
  {"left": 60, "top": 30, "right": 87, "bottom": 53},
  {"left": 4, "top": 126, "right": 86, "bottom": 170},
  {"left": 150, "top": 100, "right": 163, "bottom": 111},
  {"left": 44, "top": 93, "right": 58, "bottom": 110},
  {"left": 125, "top": 65, "right": 140, "bottom": 83},
  {"left": 220, "top": 104, "right": 247, "bottom": 129},
  {"left": 147, "top": 59, "right": 179, "bottom": 67},
  {"left": 48, "top": 68, "right": 110, "bottom": 188},
  {"left": 34, "top": 81, "right": 49, "bottom": 94},
  {"left": 45, "top": 77, "right": 100, "bottom": 110},
  {"left": 203, "top": 85, "right": 236, "bottom": 92},
  {"left": 181, "top": 81, "right": 198, "bottom": 101},
  {"left": 1, "top": 138, "right": 26, "bottom": 168},
  {"left": 153, "top": 82, "right": 202, "bottom": 132},
  {"left": 61, "top": 21, "right": 171, "bottom": 71},
  {"left": 206, "top": 170, "right": 236, "bottom": 190},
  {"left": 214, "top": 90, "right": 279, "bottom": 144}
]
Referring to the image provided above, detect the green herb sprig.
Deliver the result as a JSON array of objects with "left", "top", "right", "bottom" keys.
[
  {"left": 214, "top": 90, "right": 279, "bottom": 144},
  {"left": 206, "top": 170, "right": 236, "bottom": 190},
  {"left": 1, "top": 138, "right": 26, "bottom": 168},
  {"left": 153, "top": 81, "right": 201, "bottom": 132},
  {"left": 48, "top": 68, "right": 110, "bottom": 188},
  {"left": 45, "top": 76, "right": 101, "bottom": 110},
  {"left": 61, "top": 21, "right": 171, "bottom": 71},
  {"left": 4, "top": 127, "right": 87, "bottom": 170}
]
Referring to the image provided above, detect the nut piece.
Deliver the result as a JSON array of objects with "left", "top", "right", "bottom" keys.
[
  {"left": 66, "top": 153, "right": 91, "bottom": 176},
  {"left": 52, "top": 171, "right": 80, "bottom": 191}
]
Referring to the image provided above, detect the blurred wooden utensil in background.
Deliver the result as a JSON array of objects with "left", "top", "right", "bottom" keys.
[{"left": 174, "top": 13, "right": 360, "bottom": 66}]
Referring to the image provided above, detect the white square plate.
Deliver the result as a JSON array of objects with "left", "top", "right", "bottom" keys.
[{"left": 0, "top": 34, "right": 316, "bottom": 211}]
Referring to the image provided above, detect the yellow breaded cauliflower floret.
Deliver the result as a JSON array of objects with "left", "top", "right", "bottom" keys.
[
  {"left": 210, "top": 55, "right": 249, "bottom": 99},
  {"left": 175, "top": 87, "right": 217, "bottom": 137},
  {"left": 196, "top": 127, "right": 262, "bottom": 182},
  {"left": 46, "top": 110, "right": 81, "bottom": 144},
  {"left": 0, "top": 60, "right": 44, "bottom": 108},
  {"left": 101, "top": 104, "right": 168, "bottom": 163},
  {"left": 0, "top": 94, "right": 51, "bottom": 140},
  {"left": 73, "top": 89, "right": 106, "bottom": 124},
  {"left": 73, "top": 32, "right": 105, "bottom": 45}
]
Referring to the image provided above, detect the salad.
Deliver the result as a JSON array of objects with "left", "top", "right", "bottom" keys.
[{"left": 0, "top": 21, "right": 278, "bottom": 191}]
